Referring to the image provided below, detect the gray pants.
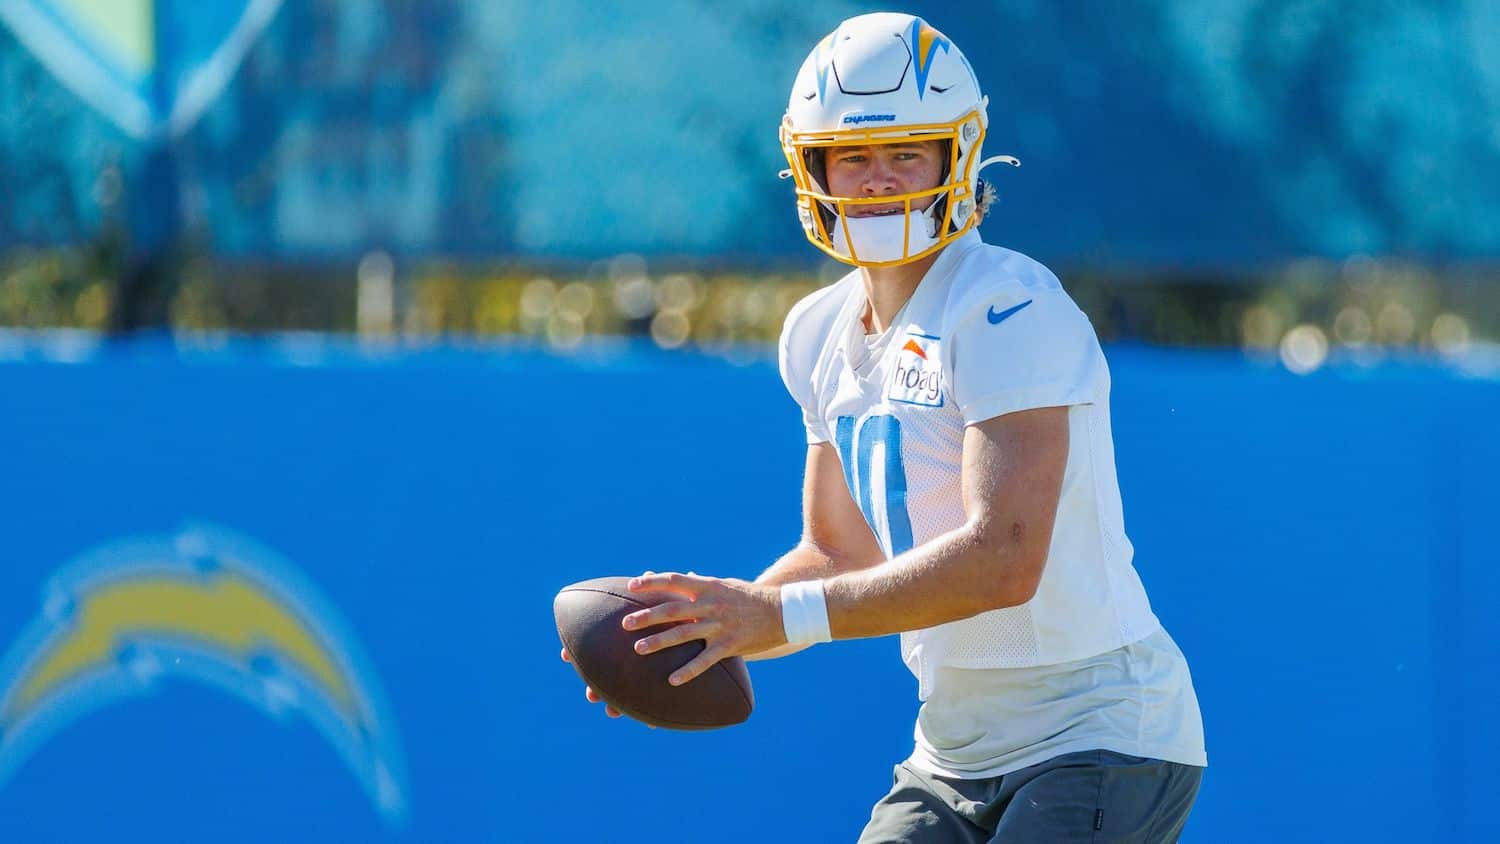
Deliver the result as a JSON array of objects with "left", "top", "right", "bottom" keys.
[{"left": 857, "top": 751, "right": 1203, "bottom": 843}]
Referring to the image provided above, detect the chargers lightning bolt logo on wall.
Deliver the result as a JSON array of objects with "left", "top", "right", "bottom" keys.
[{"left": 0, "top": 526, "right": 408, "bottom": 826}]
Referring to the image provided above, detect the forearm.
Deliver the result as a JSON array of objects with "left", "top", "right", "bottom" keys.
[
  {"left": 753, "top": 541, "right": 866, "bottom": 587},
  {"left": 746, "top": 542, "right": 868, "bottom": 661},
  {"left": 823, "top": 520, "right": 1040, "bottom": 640}
]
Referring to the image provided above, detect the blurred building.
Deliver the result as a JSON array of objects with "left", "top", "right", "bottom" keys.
[{"left": 0, "top": 1, "right": 1496, "bottom": 349}]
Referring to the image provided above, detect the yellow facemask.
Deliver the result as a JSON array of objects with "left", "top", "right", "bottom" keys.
[{"left": 780, "top": 108, "right": 995, "bottom": 268}]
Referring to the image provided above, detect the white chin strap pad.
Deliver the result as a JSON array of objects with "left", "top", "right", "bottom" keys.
[{"left": 830, "top": 205, "right": 941, "bottom": 264}]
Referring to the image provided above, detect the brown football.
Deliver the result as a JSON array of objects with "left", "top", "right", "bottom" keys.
[{"left": 554, "top": 576, "right": 754, "bottom": 730}]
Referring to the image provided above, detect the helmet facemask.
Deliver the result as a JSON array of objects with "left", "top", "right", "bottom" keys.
[{"left": 780, "top": 109, "right": 989, "bottom": 268}]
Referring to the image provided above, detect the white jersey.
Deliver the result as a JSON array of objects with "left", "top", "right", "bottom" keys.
[
  {"left": 778, "top": 231, "right": 1206, "bottom": 775},
  {"left": 779, "top": 229, "right": 1162, "bottom": 694}
]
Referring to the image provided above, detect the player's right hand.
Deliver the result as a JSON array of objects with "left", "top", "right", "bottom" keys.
[{"left": 559, "top": 647, "right": 622, "bottom": 718}]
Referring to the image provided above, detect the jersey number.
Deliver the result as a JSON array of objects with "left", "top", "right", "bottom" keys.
[{"left": 835, "top": 414, "right": 914, "bottom": 556}]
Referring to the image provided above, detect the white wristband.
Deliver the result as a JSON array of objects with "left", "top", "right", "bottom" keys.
[{"left": 780, "top": 580, "right": 833, "bottom": 645}]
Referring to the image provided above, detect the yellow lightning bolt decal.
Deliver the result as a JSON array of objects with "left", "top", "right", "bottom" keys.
[
  {"left": 4, "top": 566, "right": 356, "bottom": 724},
  {"left": 917, "top": 23, "right": 945, "bottom": 74}
]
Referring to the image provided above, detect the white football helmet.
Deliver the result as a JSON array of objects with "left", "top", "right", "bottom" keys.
[{"left": 780, "top": 13, "right": 1018, "bottom": 267}]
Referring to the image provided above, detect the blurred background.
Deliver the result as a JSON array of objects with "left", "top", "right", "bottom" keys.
[
  {"left": 2, "top": 0, "right": 1497, "bottom": 358},
  {"left": 0, "top": 2, "right": 1496, "bottom": 842}
]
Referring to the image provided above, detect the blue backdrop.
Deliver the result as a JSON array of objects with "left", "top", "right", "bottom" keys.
[{"left": 0, "top": 336, "right": 1495, "bottom": 842}]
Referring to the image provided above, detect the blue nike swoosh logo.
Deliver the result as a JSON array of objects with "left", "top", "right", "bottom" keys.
[{"left": 987, "top": 299, "right": 1033, "bottom": 325}]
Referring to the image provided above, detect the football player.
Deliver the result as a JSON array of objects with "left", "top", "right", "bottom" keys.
[{"left": 567, "top": 13, "right": 1207, "bottom": 842}]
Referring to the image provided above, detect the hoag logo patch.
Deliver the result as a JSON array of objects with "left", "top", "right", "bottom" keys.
[{"left": 888, "top": 334, "right": 943, "bottom": 407}]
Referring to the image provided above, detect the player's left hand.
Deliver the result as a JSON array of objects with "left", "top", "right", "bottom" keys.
[{"left": 623, "top": 572, "right": 786, "bottom": 686}]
